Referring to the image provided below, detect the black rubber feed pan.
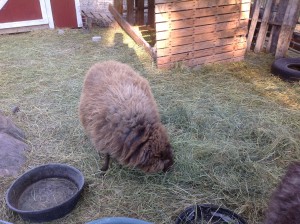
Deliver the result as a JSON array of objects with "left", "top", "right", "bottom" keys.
[
  {"left": 175, "top": 204, "right": 246, "bottom": 224},
  {"left": 6, "top": 163, "right": 84, "bottom": 223}
]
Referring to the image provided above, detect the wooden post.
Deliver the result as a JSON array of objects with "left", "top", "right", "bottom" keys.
[
  {"left": 113, "top": 0, "right": 123, "bottom": 14},
  {"left": 136, "top": 0, "right": 144, "bottom": 25},
  {"left": 254, "top": 0, "right": 274, "bottom": 53},
  {"left": 275, "top": 0, "right": 300, "bottom": 58},
  {"left": 126, "top": 0, "right": 134, "bottom": 24},
  {"left": 266, "top": 0, "right": 281, "bottom": 52},
  {"left": 247, "top": 0, "right": 261, "bottom": 51},
  {"left": 148, "top": 0, "right": 155, "bottom": 28},
  {"left": 268, "top": 0, "right": 289, "bottom": 53}
]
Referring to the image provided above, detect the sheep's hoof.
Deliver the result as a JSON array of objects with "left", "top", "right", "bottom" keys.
[{"left": 100, "top": 154, "right": 110, "bottom": 171}]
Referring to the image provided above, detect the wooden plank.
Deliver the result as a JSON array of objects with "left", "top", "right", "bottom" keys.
[
  {"left": 156, "top": 20, "right": 248, "bottom": 41},
  {"left": 155, "top": 12, "right": 169, "bottom": 23},
  {"left": 194, "top": 12, "right": 249, "bottom": 26},
  {"left": 193, "top": 41, "right": 216, "bottom": 51},
  {"left": 157, "top": 36, "right": 246, "bottom": 57},
  {"left": 157, "top": 55, "right": 245, "bottom": 69},
  {"left": 108, "top": 4, "right": 155, "bottom": 59},
  {"left": 156, "top": 1, "right": 194, "bottom": 13},
  {"left": 156, "top": 27, "right": 194, "bottom": 40},
  {"left": 268, "top": 0, "right": 289, "bottom": 53},
  {"left": 190, "top": 51, "right": 243, "bottom": 67},
  {"left": 156, "top": 19, "right": 193, "bottom": 32},
  {"left": 148, "top": 0, "right": 155, "bottom": 28},
  {"left": 214, "top": 37, "right": 235, "bottom": 47},
  {"left": 155, "top": 3, "right": 249, "bottom": 25},
  {"left": 217, "top": 4, "right": 243, "bottom": 15},
  {"left": 156, "top": 36, "right": 194, "bottom": 49},
  {"left": 126, "top": 0, "right": 134, "bottom": 24},
  {"left": 217, "top": 0, "right": 251, "bottom": 6},
  {"left": 113, "top": 0, "right": 123, "bottom": 14},
  {"left": 275, "top": 0, "right": 300, "bottom": 58},
  {"left": 156, "top": 12, "right": 249, "bottom": 32},
  {"left": 136, "top": 0, "right": 144, "bottom": 25},
  {"left": 155, "top": 0, "right": 192, "bottom": 4},
  {"left": 156, "top": 3, "right": 248, "bottom": 23},
  {"left": 253, "top": 0, "right": 273, "bottom": 53},
  {"left": 170, "top": 44, "right": 194, "bottom": 54},
  {"left": 157, "top": 44, "right": 193, "bottom": 57},
  {"left": 265, "top": 0, "right": 281, "bottom": 52},
  {"left": 155, "top": 0, "right": 251, "bottom": 13},
  {"left": 266, "top": 0, "right": 280, "bottom": 52},
  {"left": 171, "top": 9, "right": 198, "bottom": 21},
  {"left": 164, "top": 13, "right": 248, "bottom": 26}
]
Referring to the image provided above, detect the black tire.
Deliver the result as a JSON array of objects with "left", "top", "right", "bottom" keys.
[{"left": 271, "top": 57, "right": 300, "bottom": 81}]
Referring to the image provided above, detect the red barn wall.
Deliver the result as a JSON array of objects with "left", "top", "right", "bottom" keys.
[
  {"left": 50, "top": 0, "right": 78, "bottom": 28},
  {"left": 0, "top": 0, "right": 43, "bottom": 23}
]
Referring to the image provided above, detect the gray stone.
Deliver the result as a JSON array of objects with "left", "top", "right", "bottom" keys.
[{"left": 0, "top": 113, "right": 27, "bottom": 177}]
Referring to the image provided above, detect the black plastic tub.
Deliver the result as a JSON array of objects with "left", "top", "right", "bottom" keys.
[
  {"left": 6, "top": 163, "right": 84, "bottom": 222},
  {"left": 175, "top": 204, "right": 246, "bottom": 224}
]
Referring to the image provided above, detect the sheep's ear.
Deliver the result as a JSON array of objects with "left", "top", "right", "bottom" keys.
[{"left": 122, "top": 125, "right": 150, "bottom": 162}]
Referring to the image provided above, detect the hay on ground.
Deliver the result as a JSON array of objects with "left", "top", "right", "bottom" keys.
[{"left": 0, "top": 26, "right": 300, "bottom": 224}]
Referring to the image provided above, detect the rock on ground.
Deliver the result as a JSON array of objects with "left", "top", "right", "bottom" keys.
[{"left": 0, "top": 113, "right": 27, "bottom": 177}]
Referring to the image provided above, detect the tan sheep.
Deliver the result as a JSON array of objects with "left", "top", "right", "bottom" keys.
[{"left": 79, "top": 61, "right": 174, "bottom": 173}]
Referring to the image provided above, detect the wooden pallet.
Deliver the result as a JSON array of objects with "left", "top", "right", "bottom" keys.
[
  {"left": 155, "top": 0, "right": 251, "bottom": 68},
  {"left": 290, "top": 32, "right": 300, "bottom": 51},
  {"left": 247, "top": 0, "right": 300, "bottom": 58}
]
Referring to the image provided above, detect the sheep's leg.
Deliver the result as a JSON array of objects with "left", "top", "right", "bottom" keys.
[{"left": 100, "top": 153, "right": 110, "bottom": 171}]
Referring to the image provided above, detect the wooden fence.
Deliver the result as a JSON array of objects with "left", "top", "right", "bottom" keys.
[
  {"left": 155, "top": 0, "right": 251, "bottom": 68},
  {"left": 110, "top": 0, "right": 251, "bottom": 69},
  {"left": 247, "top": 0, "right": 300, "bottom": 58}
]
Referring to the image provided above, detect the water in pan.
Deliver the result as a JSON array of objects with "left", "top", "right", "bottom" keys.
[{"left": 17, "top": 178, "right": 78, "bottom": 211}]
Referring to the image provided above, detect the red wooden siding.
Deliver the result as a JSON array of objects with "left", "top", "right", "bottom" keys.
[
  {"left": 0, "top": 0, "right": 42, "bottom": 23},
  {"left": 50, "top": 0, "right": 78, "bottom": 28}
]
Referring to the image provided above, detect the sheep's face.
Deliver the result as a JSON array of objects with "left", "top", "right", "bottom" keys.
[{"left": 133, "top": 125, "right": 174, "bottom": 173}]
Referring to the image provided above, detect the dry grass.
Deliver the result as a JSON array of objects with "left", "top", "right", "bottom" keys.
[{"left": 0, "top": 26, "right": 300, "bottom": 224}]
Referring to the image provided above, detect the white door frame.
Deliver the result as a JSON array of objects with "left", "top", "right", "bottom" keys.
[
  {"left": 0, "top": 0, "right": 54, "bottom": 29},
  {"left": 0, "top": 0, "right": 9, "bottom": 10},
  {"left": 74, "top": 0, "right": 83, "bottom": 27}
]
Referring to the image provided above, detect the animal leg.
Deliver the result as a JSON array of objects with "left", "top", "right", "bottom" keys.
[{"left": 100, "top": 153, "right": 110, "bottom": 171}]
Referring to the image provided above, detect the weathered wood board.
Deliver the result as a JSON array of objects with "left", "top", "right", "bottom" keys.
[{"left": 155, "top": 0, "right": 251, "bottom": 68}]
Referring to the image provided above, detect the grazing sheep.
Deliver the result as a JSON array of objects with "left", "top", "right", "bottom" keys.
[
  {"left": 79, "top": 61, "right": 174, "bottom": 173},
  {"left": 264, "top": 162, "right": 300, "bottom": 224}
]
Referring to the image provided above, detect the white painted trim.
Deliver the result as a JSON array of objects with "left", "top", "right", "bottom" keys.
[
  {"left": 0, "top": 19, "right": 48, "bottom": 29},
  {"left": 0, "top": 0, "right": 9, "bottom": 10},
  {"left": 0, "top": 0, "right": 50, "bottom": 29},
  {"left": 44, "top": 0, "right": 54, "bottom": 29},
  {"left": 74, "top": 0, "right": 83, "bottom": 27},
  {"left": 39, "top": 0, "right": 49, "bottom": 23}
]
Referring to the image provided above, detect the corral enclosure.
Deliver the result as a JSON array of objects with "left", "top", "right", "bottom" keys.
[{"left": 110, "top": 0, "right": 251, "bottom": 68}]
